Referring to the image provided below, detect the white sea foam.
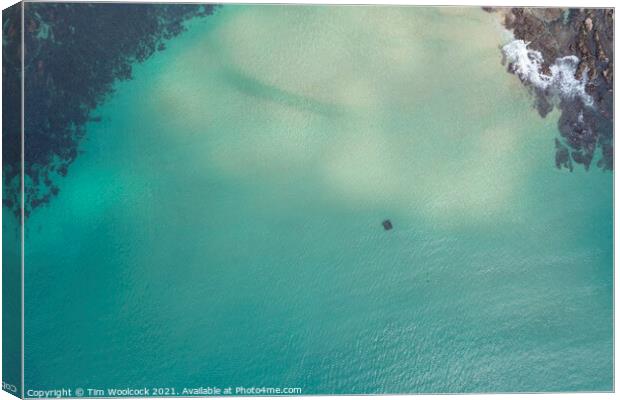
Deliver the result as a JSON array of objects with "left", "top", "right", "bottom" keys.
[{"left": 502, "top": 39, "right": 593, "bottom": 107}]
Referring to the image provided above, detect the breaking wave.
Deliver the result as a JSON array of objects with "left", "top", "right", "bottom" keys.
[{"left": 502, "top": 39, "right": 593, "bottom": 108}]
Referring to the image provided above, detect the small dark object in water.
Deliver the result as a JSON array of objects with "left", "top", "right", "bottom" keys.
[{"left": 382, "top": 219, "right": 393, "bottom": 231}]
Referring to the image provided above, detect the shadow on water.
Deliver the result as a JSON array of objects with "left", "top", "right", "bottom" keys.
[{"left": 221, "top": 67, "right": 345, "bottom": 118}]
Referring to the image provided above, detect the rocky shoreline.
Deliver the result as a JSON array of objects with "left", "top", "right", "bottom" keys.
[{"left": 485, "top": 7, "right": 613, "bottom": 171}]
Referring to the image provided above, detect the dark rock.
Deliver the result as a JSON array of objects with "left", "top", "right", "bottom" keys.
[{"left": 490, "top": 7, "right": 614, "bottom": 172}]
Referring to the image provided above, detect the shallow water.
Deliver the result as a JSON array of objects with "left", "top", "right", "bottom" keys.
[{"left": 23, "top": 6, "right": 612, "bottom": 393}]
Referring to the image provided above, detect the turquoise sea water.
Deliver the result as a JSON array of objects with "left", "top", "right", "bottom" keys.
[{"left": 22, "top": 6, "right": 612, "bottom": 393}]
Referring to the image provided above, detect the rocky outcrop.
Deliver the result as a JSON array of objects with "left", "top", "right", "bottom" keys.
[{"left": 486, "top": 8, "right": 613, "bottom": 171}]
